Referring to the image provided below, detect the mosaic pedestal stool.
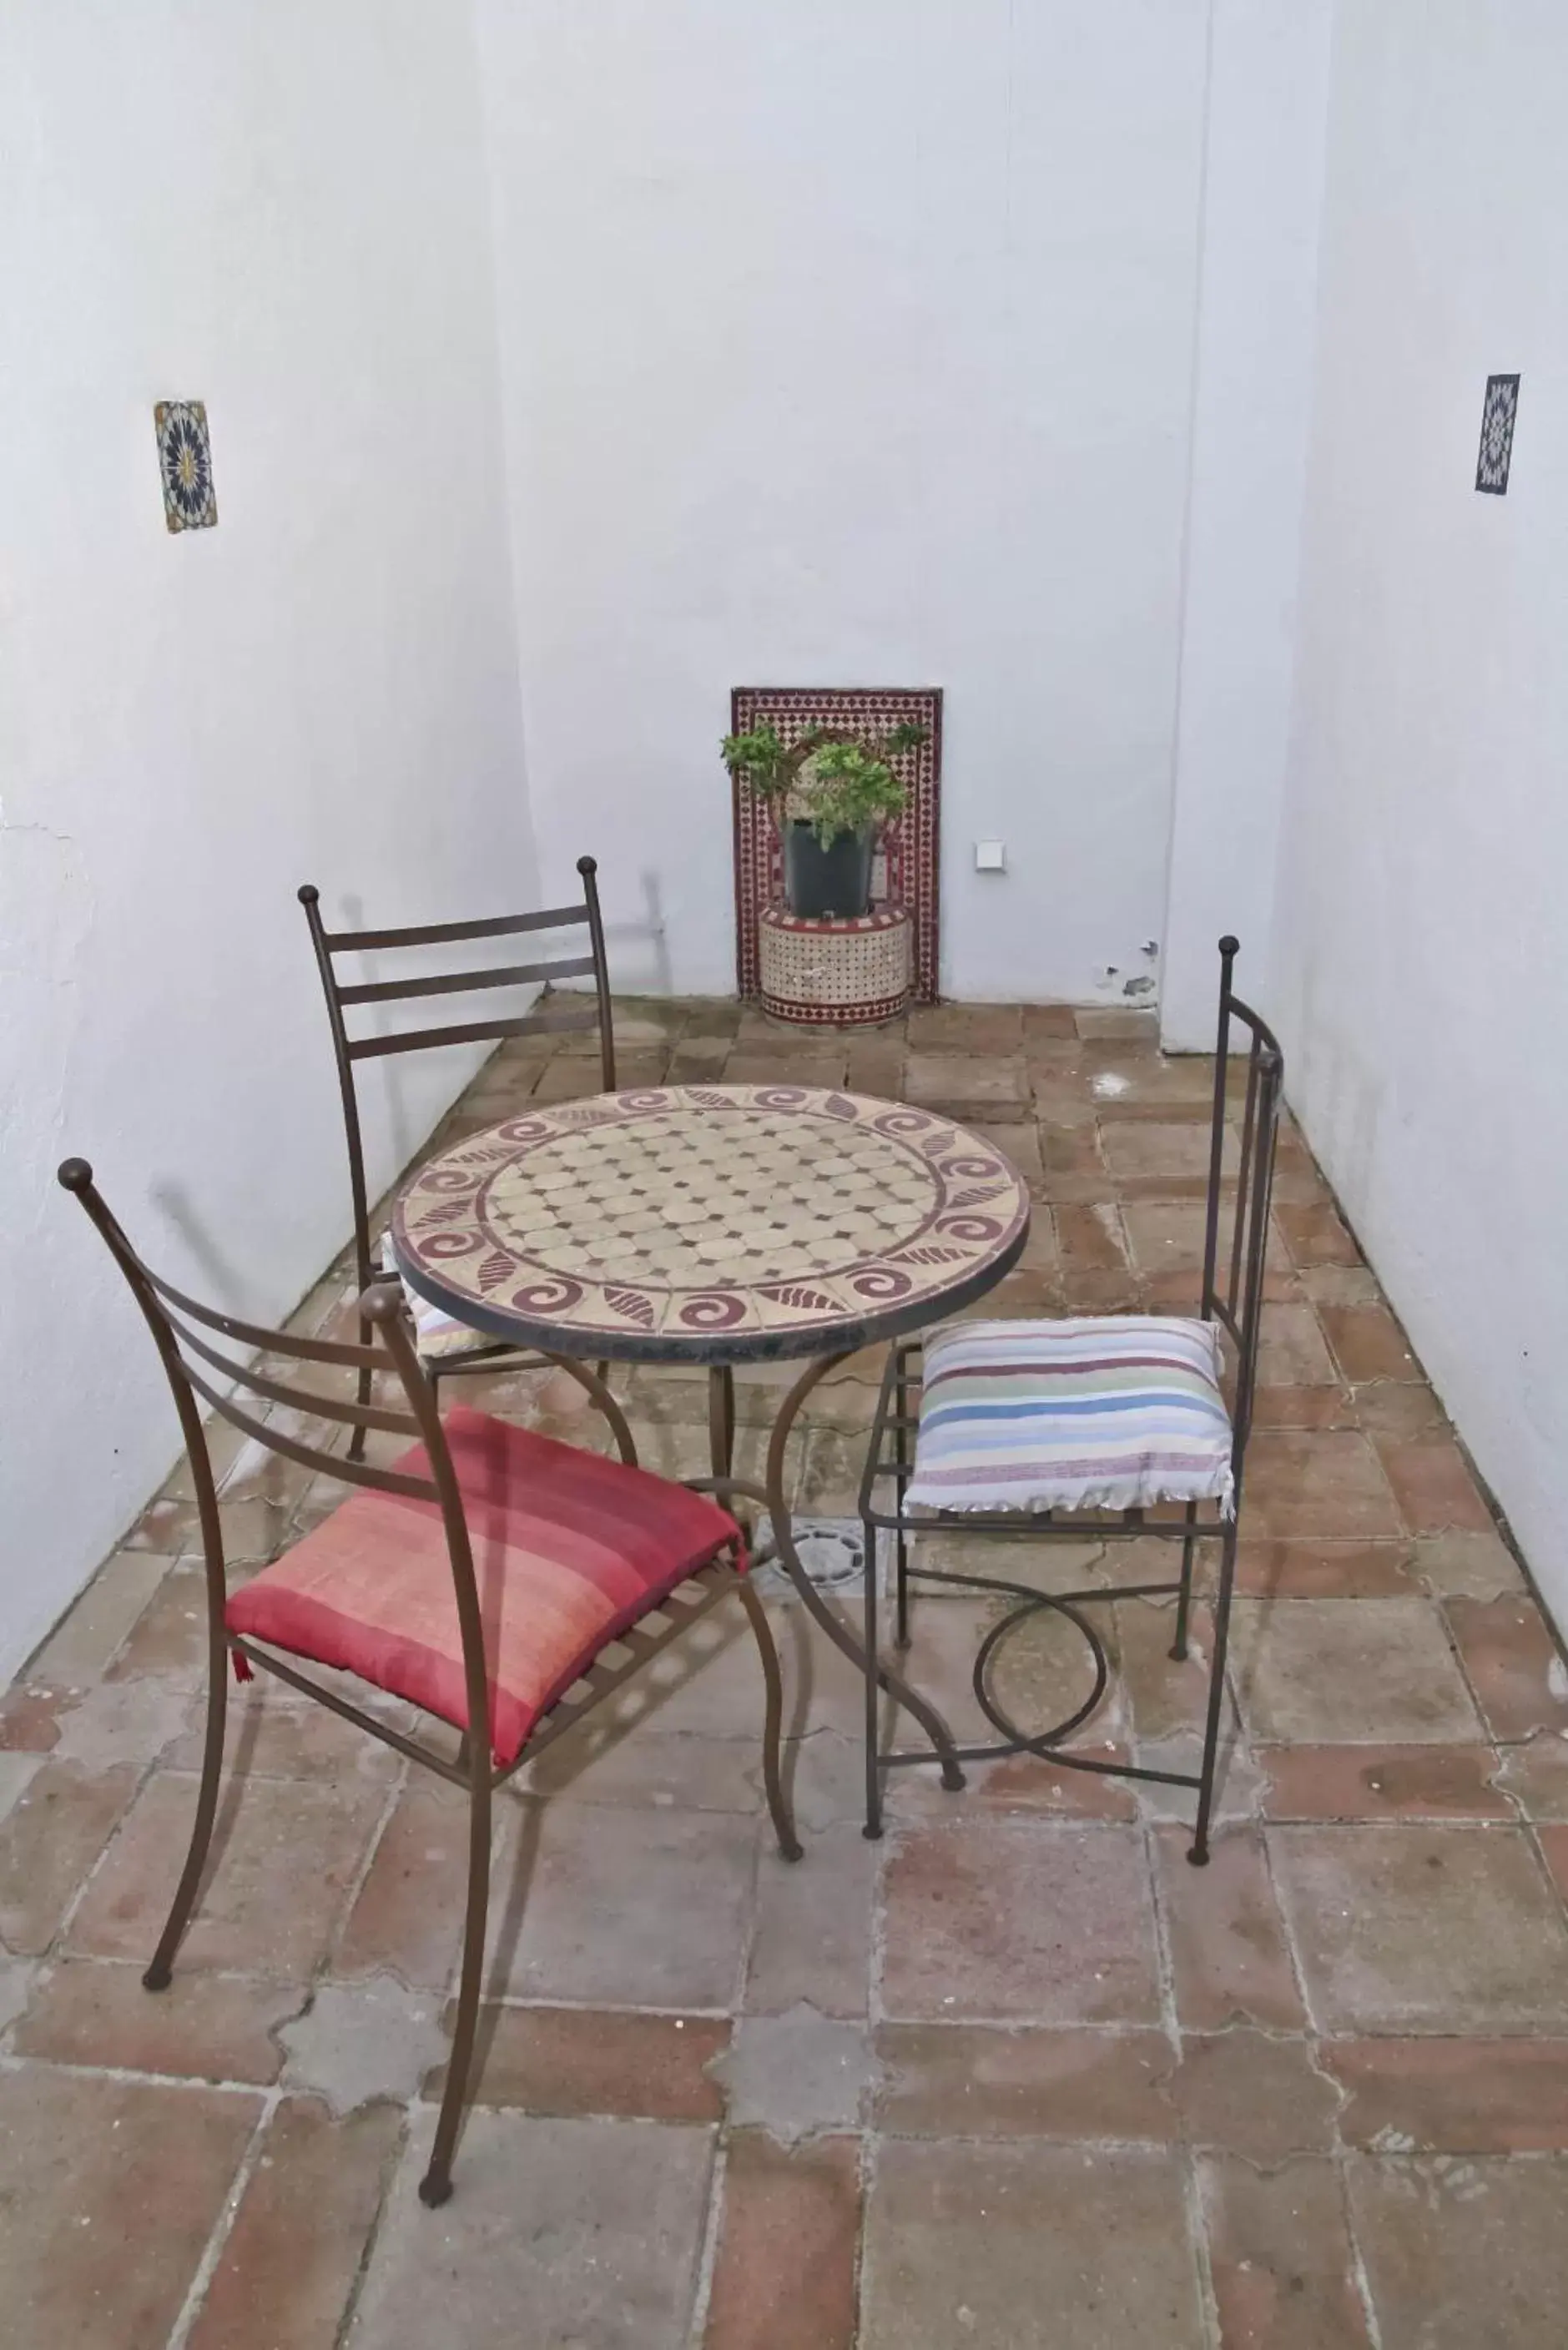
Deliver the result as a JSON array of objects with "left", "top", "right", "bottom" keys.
[{"left": 757, "top": 902, "right": 913, "bottom": 1026}]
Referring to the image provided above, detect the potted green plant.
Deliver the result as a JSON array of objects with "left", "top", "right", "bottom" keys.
[{"left": 722, "top": 719, "right": 929, "bottom": 919}]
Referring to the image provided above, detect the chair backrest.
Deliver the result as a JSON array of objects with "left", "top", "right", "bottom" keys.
[
  {"left": 300, "top": 858, "right": 615, "bottom": 1291},
  {"left": 57, "top": 1159, "right": 493, "bottom": 1757},
  {"left": 1199, "top": 936, "right": 1285, "bottom": 1463}
]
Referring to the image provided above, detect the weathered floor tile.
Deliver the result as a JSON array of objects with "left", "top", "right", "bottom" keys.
[
  {"left": 1268, "top": 1823, "right": 1568, "bottom": 2032},
  {"left": 1236, "top": 1541, "right": 1415, "bottom": 1601},
  {"left": 1258, "top": 1744, "right": 1509, "bottom": 1823},
  {"left": 863, "top": 2139, "right": 1205, "bottom": 2350},
  {"left": 1372, "top": 1435, "right": 1493, "bottom": 1536},
  {"left": 1273, "top": 1202, "right": 1361, "bottom": 1268},
  {"left": 1492, "top": 1732, "right": 1568, "bottom": 1820},
  {"left": 349, "top": 2112, "right": 713, "bottom": 2350},
  {"left": 485, "top": 1801, "right": 756, "bottom": 2009},
  {"left": 881, "top": 1819, "right": 1161, "bottom": 2023},
  {"left": 715, "top": 2005, "right": 876, "bottom": 2141},
  {"left": 0, "top": 1681, "right": 73, "bottom": 1754},
  {"left": 1243, "top": 1434, "right": 1401, "bottom": 1541},
  {"left": 703, "top": 2131, "right": 860, "bottom": 2350},
  {"left": 902, "top": 1056, "right": 1030, "bottom": 1120},
  {"left": 1318, "top": 1304, "right": 1421, "bottom": 1384},
  {"left": 27, "top": 1552, "right": 179, "bottom": 1686},
  {"left": 438, "top": 2004, "right": 728, "bottom": 2119},
  {"left": 1255, "top": 1304, "right": 1339, "bottom": 1387},
  {"left": 0, "top": 1762, "right": 139, "bottom": 1954},
  {"left": 1155, "top": 1825, "right": 1304, "bottom": 2030},
  {"left": 103, "top": 1565, "right": 212, "bottom": 1687},
  {"left": 887, "top": 1745, "right": 1139, "bottom": 1823},
  {"left": 278, "top": 1974, "right": 446, "bottom": 2113},
  {"left": 1325, "top": 2037, "right": 1568, "bottom": 2151},
  {"left": 522, "top": 1718, "right": 764, "bottom": 1813},
  {"left": 1405, "top": 1529, "right": 1522, "bottom": 1601},
  {"left": 332, "top": 1775, "right": 471, "bottom": 1989},
  {"left": 745, "top": 1821, "right": 875, "bottom": 2016},
  {"left": 67, "top": 1772, "right": 384, "bottom": 1977},
  {"left": 1199, "top": 2154, "right": 1372, "bottom": 2348},
  {"left": 161, "top": 1686, "right": 406, "bottom": 1785},
  {"left": 1101, "top": 1120, "right": 1230, "bottom": 1188},
  {"left": 1347, "top": 2155, "right": 1568, "bottom": 2349},
  {"left": 0, "top": 2066, "right": 260, "bottom": 2350},
  {"left": 1169, "top": 2030, "right": 1339, "bottom": 2164},
  {"left": 1229, "top": 1598, "right": 1480, "bottom": 1744},
  {"left": 13, "top": 1957, "right": 300, "bottom": 2082},
  {"left": 1241, "top": 1541, "right": 1419, "bottom": 1597},
  {"left": 1442, "top": 1595, "right": 1568, "bottom": 1739},
  {"left": 1351, "top": 1381, "right": 1445, "bottom": 1440},
  {"left": 873, "top": 2023, "right": 1177, "bottom": 2140},
  {"left": 1115, "top": 1596, "right": 1213, "bottom": 1742},
  {"left": 186, "top": 2095, "right": 401, "bottom": 2350}
]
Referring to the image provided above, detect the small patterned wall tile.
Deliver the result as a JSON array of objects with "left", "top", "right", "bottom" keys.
[
  {"left": 154, "top": 400, "right": 217, "bottom": 532},
  {"left": 1475, "top": 373, "right": 1520, "bottom": 496}
]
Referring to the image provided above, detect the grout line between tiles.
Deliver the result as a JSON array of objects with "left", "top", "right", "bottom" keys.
[{"left": 160, "top": 2085, "right": 281, "bottom": 2350}]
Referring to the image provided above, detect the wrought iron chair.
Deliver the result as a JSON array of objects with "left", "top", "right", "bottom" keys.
[
  {"left": 59, "top": 1158, "right": 798, "bottom": 2206},
  {"left": 299, "top": 859, "right": 616, "bottom": 1452},
  {"left": 855, "top": 936, "right": 1283, "bottom": 1863}
]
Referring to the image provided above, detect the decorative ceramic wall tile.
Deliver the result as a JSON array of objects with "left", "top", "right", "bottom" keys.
[
  {"left": 154, "top": 400, "right": 217, "bottom": 532},
  {"left": 1475, "top": 374, "right": 1520, "bottom": 495}
]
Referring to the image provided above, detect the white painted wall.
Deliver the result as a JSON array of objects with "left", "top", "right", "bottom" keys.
[
  {"left": 1273, "top": 0, "right": 1568, "bottom": 1622},
  {"left": 1159, "top": 0, "right": 1333, "bottom": 1050},
  {"left": 0, "top": 0, "right": 533, "bottom": 1677},
  {"left": 476, "top": 0, "right": 1211, "bottom": 1001}
]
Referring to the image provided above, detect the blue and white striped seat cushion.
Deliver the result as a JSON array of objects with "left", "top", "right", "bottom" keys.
[
  {"left": 905, "top": 1317, "right": 1235, "bottom": 1516},
  {"left": 378, "top": 1234, "right": 496, "bottom": 1363}
]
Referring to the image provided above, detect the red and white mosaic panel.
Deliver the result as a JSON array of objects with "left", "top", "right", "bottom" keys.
[
  {"left": 392, "top": 1084, "right": 1028, "bottom": 1364},
  {"left": 759, "top": 905, "right": 912, "bottom": 1026},
  {"left": 731, "top": 686, "right": 941, "bottom": 1006}
]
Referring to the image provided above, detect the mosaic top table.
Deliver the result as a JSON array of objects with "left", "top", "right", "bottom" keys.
[{"left": 392, "top": 1082, "right": 1031, "bottom": 1799}]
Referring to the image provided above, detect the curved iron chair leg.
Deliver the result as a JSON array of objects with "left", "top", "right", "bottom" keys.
[
  {"left": 420, "top": 1764, "right": 492, "bottom": 2206},
  {"left": 862, "top": 1509, "right": 884, "bottom": 1841},
  {"left": 766, "top": 1353, "right": 965, "bottom": 1793},
  {"left": 144, "top": 1615, "right": 229, "bottom": 1989},
  {"left": 348, "top": 1307, "right": 374, "bottom": 1465},
  {"left": 1188, "top": 1520, "right": 1240, "bottom": 1867},
  {"left": 737, "top": 1576, "right": 802, "bottom": 1862}
]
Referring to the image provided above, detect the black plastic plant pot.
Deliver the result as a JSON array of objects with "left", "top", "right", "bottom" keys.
[{"left": 783, "top": 821, "right": 874, "bottom": 919}]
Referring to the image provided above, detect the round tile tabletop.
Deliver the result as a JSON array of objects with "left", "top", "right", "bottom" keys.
[{"left": 391, "top": 1083, "right": 1031, "bottom": 1364}]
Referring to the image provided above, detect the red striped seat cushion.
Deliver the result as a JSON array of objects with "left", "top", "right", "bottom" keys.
[{"left": 224, "top": 1408, "right": 743, "bottom": 1766}]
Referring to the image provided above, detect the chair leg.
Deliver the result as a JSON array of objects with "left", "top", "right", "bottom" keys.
[
  {"left": 738, "top": 1576, "right": 802, "bottom": 1863},
  {"left": 420, "top": 1765, "right": 492, "bottom": 2206},
  {"left": 348, "top": 1313, "right": 373, "bottom": 1465},
  {"left": 861, "top": 1512, "right": 883, "bottom": 1841},
  {"left": 144, "top": 1620, "right": 229, "bottom": 1990},
  {"left": 1169, "top": 1500, "right": 1199, "bottom": 1662},
  {"left": 893, "top": 1359, "right": 911, "bottom": 1651},
  {"left": 1188, "top": 1519, "right": 1240, "bottom": 1867}
]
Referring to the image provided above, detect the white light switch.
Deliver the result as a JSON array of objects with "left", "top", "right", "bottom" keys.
[{"left": 975, "top": 840, "right": 1006, "bottom": 872}]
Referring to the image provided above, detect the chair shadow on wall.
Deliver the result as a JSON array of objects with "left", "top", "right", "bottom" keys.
[{"left": 597, "top": 868, "right": 672, "bottom": 999}]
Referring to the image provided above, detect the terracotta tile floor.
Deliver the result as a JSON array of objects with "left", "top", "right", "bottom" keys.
[{"left": 6, "top": 997, "right": 1568, "bottom": 2347}]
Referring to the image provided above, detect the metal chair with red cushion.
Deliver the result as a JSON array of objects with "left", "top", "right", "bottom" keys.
[{"left": 59, "top": 1159, "right": 799, "bottom": 2208}]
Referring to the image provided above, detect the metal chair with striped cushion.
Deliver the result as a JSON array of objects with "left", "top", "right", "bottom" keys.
[{"left": 856, "top": 937, "right": 1284, "bottom": 1862}]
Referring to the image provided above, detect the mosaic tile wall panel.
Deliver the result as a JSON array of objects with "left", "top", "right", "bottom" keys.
[{"left": 730, "top": 686, "right": 941, "bottom": 1004}]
